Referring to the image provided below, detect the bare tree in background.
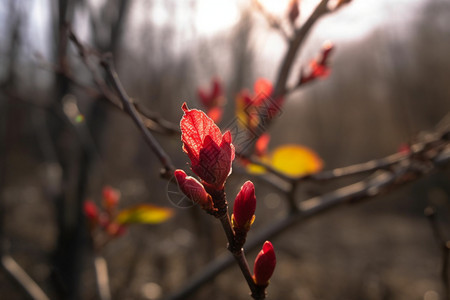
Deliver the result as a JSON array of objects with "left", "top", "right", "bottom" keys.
[{"left": 0, "top": 0, "right": 449, "bottom": 299}]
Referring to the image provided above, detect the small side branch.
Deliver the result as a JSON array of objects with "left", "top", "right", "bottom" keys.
[
  {"left": 273, "top": 0, "right": 330, "bottom": 99},
  {"left": 100, "top": 55, "right": 175, "bottom": 178},
  {"left": 211, "top": 189, "right": 264, "bottom": 299},
  {"left": 425, "top": 207, "right": 450, "bottom": 300},
  {"left": 68, "top": 30, "right": 180, "bottom": 136},
  {"left": 252, "top": 0, "right": 290, "bottom": 40},
  {"left": 218, "top": 214, "right": 260, "bottom": 298},
  {"left": 242, "top": 125, "right": 449, "bottom": 185},
  {"left": 93, "top": 254, "right": 112, "bottom": 300},
  {"left": 1, "top": 253, "right": 50, "bottom": 300}
]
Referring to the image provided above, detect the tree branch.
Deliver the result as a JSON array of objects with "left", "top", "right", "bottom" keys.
[
  {"left": 68, "top": 30, "right": 180, "bottom": 136},
  {"left": 252, "top": 0, "right": 290, "bottom": 40},
  {"left": 425, "top": 207, "right": 450, "bottom": 300},
  {"left": 242, "top": 124, "right": 449, "bottom": 185},
  {"left": 1, "top": 251, "right": 50, "bottom": 300},
  {"left": 93, "top": 254, "right": 111, "bottom": 300},
  {"left": 164, "top": 141, "right": 450, "bottom": 300},
  {"left": 99, "top": 55, "right": 175, "bottom": 178},
  {"left": 273, "top": 0, "right": 330, "bottom": 99}
]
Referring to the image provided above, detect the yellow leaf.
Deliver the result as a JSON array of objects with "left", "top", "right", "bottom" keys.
[
  {"left": 270, "top": 145, "right": 323, "bottom": 176},
  {"left": 115, "top": 204, "right": 174, "bottom": 225}
]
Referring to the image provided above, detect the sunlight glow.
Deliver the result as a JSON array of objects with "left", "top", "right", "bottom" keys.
[
  {"left": 257, "top": 0, "right": 291, "bottom": 15},
  {"left": 194, "top": 0, "right": 240, "bottom": 35},
  {"left": 256, "top": 0, "right": 321, "bottom": 19}
]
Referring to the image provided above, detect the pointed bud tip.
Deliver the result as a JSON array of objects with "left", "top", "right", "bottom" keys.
[
  {"left": 242, "top": 180, "right": 254, "bottom": 190},
  {"left": 174, "top": 169, "right": 214, "bottom": 211},
  {"left": 233, "top": 181, "right": 256, "bottom": 230},
  {"left": 174, "top": 169, "right": 187, "bottom": 181},
  {"left": 262, "top": 241, "right": 274, "bottom": 253},
  {"left": 253, "top": 241, "right": 276, "bottom": 286},
  {"left": 323, "top": 40, "right": 334, "bottom": 50},
  {"left": 181, "top": 102, "right": 188, "bottom": 112}
]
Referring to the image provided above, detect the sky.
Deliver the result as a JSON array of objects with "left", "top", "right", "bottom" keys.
[
  {"left": 0, "top": 0, "right": 428, "bottom": 83},
  {"left": 140, "top": 0, "right": 426, "bottom": 38}
]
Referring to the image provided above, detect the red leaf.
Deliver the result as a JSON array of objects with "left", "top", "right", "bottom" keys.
[
  {"left": 181, "top": 103, "right": 222, "bottom": 160},
  {"left": 180, "top": 103, "right": 235, "bottom": 189}
]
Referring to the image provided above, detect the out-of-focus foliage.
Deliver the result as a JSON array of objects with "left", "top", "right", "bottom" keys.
[
  {"left": 116, "top": 204, "right": 174, "bottom": 224},
  {"left": 247, "top": 144, "right": 323, "bottom": 176}
]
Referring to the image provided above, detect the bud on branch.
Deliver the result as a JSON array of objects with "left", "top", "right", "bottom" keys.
[
  {"left": 299, "top": 41, "right": 334, "bottom": 85},
  {"left": 174, "top": 169, "right": 215, "bottom": 212},
  {"left": 232, "top": 181, "right": 256, "bottom": 232},
  {"left": 102, "top": 185, "right": 120, "bottom": 213},
  {"left": 288, "top": 0, "right": 300, "bottom": 25},
  {"left": 253, "top": 241, "right": 276, "bottom": 286},
  {"left": 84, "top": 200, "right": 99, "bottom": 224},
  {"left": 197, "top": 77, "right": 226, "bottom": 123}
]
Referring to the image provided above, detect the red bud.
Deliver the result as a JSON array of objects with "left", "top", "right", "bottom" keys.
[
  {"left": 255, "top": 134, "right": 270, "bottom": 157},
  {"left": 299, "top": 41, "right": 334, "bottom": 85},
  {"left": 232, "top": 181, "right": 256, "bottom": 230},
  {"left": 398, "top": 143, "right": 411, "bottom": 155},
  {"left": 106, "top": 222, "right": 127, "bottom": 237},
  {"left": 206, "top": 107, "right": 223, "bottom": 123},
  {"left": 288, "top": 0, "right": 300, "bottom": 25},
  {"left": 197, "top": 78, "right": 225, "bottom": 123},
  {"left": 102, "top": 186, "right": 120, "bottom": 210},
  {"left": 174, "top": 169, "right": 214, "bottom": 211},
  {"left": 253, "top": 241, "right": 276, "bottom": 286},
  {"left": 319, "top": 41, "right": 334, "bottom": 65},
  {"left": 84, "top": 200, "right": 99, "bottom": 221}
]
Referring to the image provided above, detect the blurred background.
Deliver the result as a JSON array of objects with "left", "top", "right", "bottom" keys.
[{"left": 0, "top": 0, "right": 450, "bottom": 299}]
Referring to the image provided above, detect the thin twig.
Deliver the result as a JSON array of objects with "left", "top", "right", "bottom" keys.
[
  {"left": 425, "top": 207, "right": 450, "bottom": 300},
  {"left": 208, "top": 187, "right": 264, "bottom": 299},
  {"left": 1, "top": 253, "right": 51, "bottom": 300},
  {"left": 93, "top": 254, "right": 112, "bottom": 300},
  {"left": 273, "top": 0, "right": 330, "bottom": 99},
  {"left": 241, "top": 0, "right": 331, "bottom": 156},
  {"left": 99, "top": 55, "right": 175, "bottom": 178},
  {"left": 68, "top": 30, "right": 180, "bottom": 136},
  {"left": 252, "top": 0, "right": 290, "bottom": 40},
  {"left": 241, "top": 124, "right": 449, "bottom": 184},
  {"left": 218, "top": 214, "right": 260, "bottom": 298},
  {"left": 236, "top": 152, "right": 295, "bottom": 182}
]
